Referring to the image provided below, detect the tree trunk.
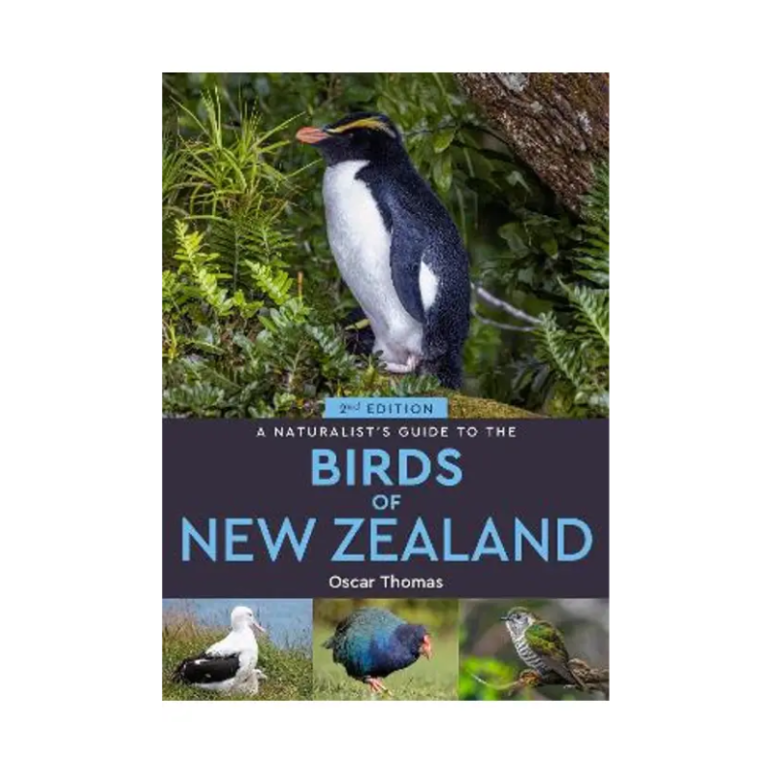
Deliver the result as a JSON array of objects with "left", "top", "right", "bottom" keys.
[{"left": 456, "top": 73, "right": 609, "bottom": 215}]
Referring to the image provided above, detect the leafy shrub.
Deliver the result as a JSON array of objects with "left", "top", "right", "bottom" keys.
[
  {"left": 163, "top": 221, "right": 437, "bottom": 418},
  {"left": 529, "top": 165, "right": 609, "bottom": 416}
]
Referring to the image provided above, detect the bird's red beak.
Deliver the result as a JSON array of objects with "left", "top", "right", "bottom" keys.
[
  {"left": 420, "top": 634, "right": 433, "bottom": 660},
  {"left": 296, "top": 126, "right": 328, "bottom": 144}
]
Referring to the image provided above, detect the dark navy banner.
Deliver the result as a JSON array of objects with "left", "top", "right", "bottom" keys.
[{"left": 163, "top": 419, "right": 608, "bottom": 598}]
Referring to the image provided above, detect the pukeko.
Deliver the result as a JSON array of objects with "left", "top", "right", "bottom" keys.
[{"left": 322, "top": 607, "right": 432, "bottom": 695}]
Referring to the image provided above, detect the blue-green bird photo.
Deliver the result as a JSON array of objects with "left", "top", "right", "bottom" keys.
[
  {"left": 459, "top": 599, "right": 609, "bottom": 701},
  {"left": 313, "top": 600, "right": 458, "bottom": 700}
]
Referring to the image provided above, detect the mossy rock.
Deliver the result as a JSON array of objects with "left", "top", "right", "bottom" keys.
[{"left": 445, "top": 392, "right": 541, "bottom": 419}]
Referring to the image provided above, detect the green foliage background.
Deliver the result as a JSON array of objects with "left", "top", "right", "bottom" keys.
[{"left": 162, "top": 73, "right": 609, "bottom": 417}]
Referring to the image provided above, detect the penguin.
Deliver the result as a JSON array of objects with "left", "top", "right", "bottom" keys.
[{"left": 296, "top": 112, "right": 470, "bottom": 389}]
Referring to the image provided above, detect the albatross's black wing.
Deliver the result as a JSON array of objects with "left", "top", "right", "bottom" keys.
[{"left": 173, "top": 653, "right": 240, "bottom": 685}]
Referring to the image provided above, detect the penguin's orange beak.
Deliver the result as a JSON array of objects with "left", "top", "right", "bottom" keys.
[
  {"left": 420, "top": 634, "right": 433, "bottom": 660},
  {"left": 296, "top": 126, "right": 328, "bottom": 144}
]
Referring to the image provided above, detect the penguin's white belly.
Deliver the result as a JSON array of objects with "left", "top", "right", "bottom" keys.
[{"left": 323, "top": 161, "right": 423, "bottom": 365}]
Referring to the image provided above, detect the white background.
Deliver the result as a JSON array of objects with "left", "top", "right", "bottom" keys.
[{"left": 1, "top": 2, "right": 766, "bottom": 765}]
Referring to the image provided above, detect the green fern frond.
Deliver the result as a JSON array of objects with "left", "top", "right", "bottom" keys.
[
  {"left": 561, "top": 282, "right": 609, "bottom": 350},
  {"left": 172, "top": 220, "right": 234, "bottom": 316},
  {"left": 307, "top": 324, "right": 348, "bottom": 361},
  {"left": 246, "top": 261, "right": 294, "bottom": 306},
  {"left": 574, "top": 162, "right": 609, "bottom": 288},
  {"left": 536, "top": 314, "right": 586, "bottom": 391}
]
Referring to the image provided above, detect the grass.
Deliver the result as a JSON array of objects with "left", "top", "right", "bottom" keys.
[
  {"left": 162, "top": 612, "right": 312, "bottom": 701},
  {"left": 312, "top": 624, "right": 458, "bottom": 701},
  {"left": 446, "top": 392, "right": 541, "bottom": 418}
]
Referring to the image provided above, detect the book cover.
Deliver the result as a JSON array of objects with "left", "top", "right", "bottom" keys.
[{"left": 162, "top": 72, "right": 609, "bottom": 701}]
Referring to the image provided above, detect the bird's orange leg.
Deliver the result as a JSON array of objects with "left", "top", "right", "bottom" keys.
[{"left": 364, "top": 677, "right": 390, "bottom": 696}]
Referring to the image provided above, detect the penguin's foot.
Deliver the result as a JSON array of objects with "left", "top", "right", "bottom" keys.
[{"left": 383, "top": 355, "right": 419, "bottom": 374}]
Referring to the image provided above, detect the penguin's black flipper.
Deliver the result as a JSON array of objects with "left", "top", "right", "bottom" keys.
[
  {"left": 388, "top": 224, "right": 426, "bottom": 325},
  {"left": 417, "top": 243, "right": 470, "bottom": 389},
  {"left": 360, "top": 178, "right": 425, "bottom": 325}
]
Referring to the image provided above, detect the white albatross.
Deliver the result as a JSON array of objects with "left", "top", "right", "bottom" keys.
[{"left": 173, "top": 606, "right": 267, "bottom": 693}]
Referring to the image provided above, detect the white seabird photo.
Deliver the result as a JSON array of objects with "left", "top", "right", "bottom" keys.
[{"left": 173, "top": 606, "right": 267, "bottom": 693}]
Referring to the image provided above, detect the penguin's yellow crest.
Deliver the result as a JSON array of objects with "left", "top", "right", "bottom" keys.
[{"left": 326, "top": 117, "right": 396, "bottom": 138}]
